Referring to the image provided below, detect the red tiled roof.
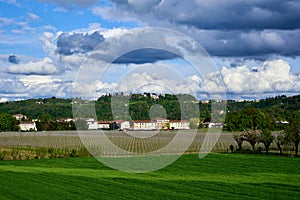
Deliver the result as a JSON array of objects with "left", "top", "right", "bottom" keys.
[
  {"left": 132, "top": 120, "right": 152, "bottom": 123},
  {"left": 170, "top": 120, "right": 189, "bottom": 123},
  {"left": 98, "top": 121, "right": 111, "bottom": 124},
  {"left": 20, "top": 122, "right": 35, "bottom": 125}
]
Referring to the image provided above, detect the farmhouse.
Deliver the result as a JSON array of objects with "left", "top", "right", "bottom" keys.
[
  {"left": 19, "top": 122, "right": 37, "bottom": 131},
  {"left": 86, "top": 118, "right": 98, "bottom": 130},
  {"left": 132, "top": 120, "right": 157, "bottom": 130},
  {"left": 13, "top": 114, "right": 27, "bottom": 121},
  {"left": 87, "top": 120, "right": 131, "bottom": 130},
  {"left": 98, "top": 121, "right": 111, "bottom": 129},
  {"left": 114, "top": 120, "right": 130, "bottom": 130},
  {"left": 131, "top": 118, "right": 190, "bottom": 130},
  {"left": 88, "top": 121, "right": 99, "bottom": 130},
  {"left": 86, "top": 118, "right": 190, "bottom": 131},
  {"left": 169, "top": 120, "right": 190, "bottom": 130}
]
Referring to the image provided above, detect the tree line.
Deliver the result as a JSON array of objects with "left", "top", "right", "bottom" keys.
[
  {"left": 1, "top": 94, "right": 300, "bottom": 123},
  {"left": 230, "top": 110, "right": 300, "bottom": 156}
]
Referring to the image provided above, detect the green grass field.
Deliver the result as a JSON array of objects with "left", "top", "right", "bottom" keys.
[{"left": 0, "top": 153, "right": 299, "bottom": 199}]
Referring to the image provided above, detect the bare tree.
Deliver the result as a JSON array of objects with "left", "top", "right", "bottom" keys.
[
  {"left": 233, "top": 132, "right": 243, "bottom": 150},
  {"left": 273, "top": 131, "right": 284, "bottom": 155},
  {"left": 242, "top": 129, "right": 260, "bottom": 151}
]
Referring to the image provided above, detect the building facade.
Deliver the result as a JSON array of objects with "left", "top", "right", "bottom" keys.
[{"left": 19, "top": 122, "right": 37, "bottom": 131}]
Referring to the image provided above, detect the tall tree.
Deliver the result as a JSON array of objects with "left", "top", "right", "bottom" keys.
[
  {"left": 273, "top": 131, "right": 285, "bottom": 155},
  {"left": 233, "top": 132, "right": 244, "bottom": 150},
  {"left": 0, "top": 113, "right": 18, "bottom": 131},
  {"left": 284, "top": 114, "right": 300, "bottom": 156},
  {"left": 258, "top": 129, "right": 274, "bottom": 154}
]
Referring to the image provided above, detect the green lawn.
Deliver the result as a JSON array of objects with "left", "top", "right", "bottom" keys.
[{"left": 0, "top": 153, "right": 299, "bottom": 199}]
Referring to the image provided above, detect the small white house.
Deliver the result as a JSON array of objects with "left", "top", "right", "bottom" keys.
[
  {"left": 86, "top": 118, "right": 96, "bottom": 124},
  {"left": 19, "top": 122, "right": 37, "bottom": 131},
  {"left": 132, "top": 120, "right": 157, "bottom": 130},
  {"left": 115, "top": 120, "right": 130, "bottom": 130},
  {"left": 169, "top": 120, "right": 190, "bottom": 130},
  {"left": 88, "top": 122, "right": 99, "bottom": 130},
  {"left": 14, "top": 114, "right": 27, "bottom": 121},
  {"left": 98, "top": 121, "right": 111, "bottom": 129}
]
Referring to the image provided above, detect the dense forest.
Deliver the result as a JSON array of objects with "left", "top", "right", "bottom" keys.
[
  {"left": 0, "top": 96, "right": 73, "bottom": 119},
  {"left": 1, "top": 93, "right": 300, "bottom": 132}
]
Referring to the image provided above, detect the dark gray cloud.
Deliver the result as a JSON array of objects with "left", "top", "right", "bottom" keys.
[
  {"left": 108, "top": 0, "right": 300, "bottom": 30},
  {"left": 58, "top": 29, "right": 182, "bottom": 64},
  {"left": 200, "top": 29, "right": 300, "bottom": 58},
  {"left": 113, "top": 48, "right": 179, "bottom": 64},
  {"left": 8, "top": 55, "right": 19, "bottom": 64},
  {"left": 56, "top": 32, "right": 104, "bottom": 56},
  {"left": 93, "top": 0, "right": 300, "bottom": 60}
]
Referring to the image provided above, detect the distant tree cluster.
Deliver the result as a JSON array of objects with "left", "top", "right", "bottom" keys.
[
  {"left": 96, "top": 93, "right": 200, "bottom": 121},
  {"left": 232, "top": 110, "right": 300, "bottom": 156},
  {"left": 1, "top": 94, "right": 300, "bottom": 132},
  {"left": 0, "top": 113, "right": 18, "bottom": 131},
  {"left": 225, "top": 108, "right": 270, "bottom": 131},
  {"left": 0, "top": 97, "right": 73, "bottom": 119}
]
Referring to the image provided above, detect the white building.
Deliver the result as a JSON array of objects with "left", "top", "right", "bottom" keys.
[
  {"left": 155, "top": 118, "right": 170, "bottom": 129},
  {"left": 13, "top": 114, "right": 27, "bottom": 121},
  {"left": 88, "top": 122, "right": 99, "bottom": 130},
  {"left": 169, "top": 120, "right": 190, "bottom": 130},
  {"left": 132, "top": 120, "right": 157, "bottom": 130},
  {"left": 98, "top": 121, "right": 111, "bottom": 129},
  {"left": 86, "top": 118, "right": 96, "bottom": 124},
  {"left": 19, "top": 122, "right": 37, "bottom": 131},
  {"left": 115, "top": 120, "right": 130, "bottom": 130},
  {"left": 131, "top": 118, "right": 190, "bottom": 130}
]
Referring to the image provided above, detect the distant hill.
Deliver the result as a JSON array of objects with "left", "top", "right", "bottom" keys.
[
  {"left": 227, "top": 95, "right": 300, "bottom": 112},
  {"left": 0, "top": 96, "right": 73, "bottom": 119},
  {"left": 1, "top": 94, "right": 300, "bottom": 122}
]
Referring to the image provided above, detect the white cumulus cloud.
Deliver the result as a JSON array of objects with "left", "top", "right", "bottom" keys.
[
  {"left": 8, "top": 57, "right": 59, "bottom": 75},
  {"left": 221, "top": 59, "right": 300, "bottom": 95}
]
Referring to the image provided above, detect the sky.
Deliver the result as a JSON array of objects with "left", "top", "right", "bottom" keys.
[{"left": 1, "top": 0, "right": 300, "bottom": 102}]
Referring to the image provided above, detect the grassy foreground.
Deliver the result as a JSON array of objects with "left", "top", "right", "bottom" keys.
[{"left": 0, "top": 153, "right": 299, "bottom": 200}]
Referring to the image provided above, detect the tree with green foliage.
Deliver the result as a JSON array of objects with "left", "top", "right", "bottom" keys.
[
  {"left": 36, "top": 114, "right": 52, "bottom": 131},
  {"left": 189, "top": 118, "right": 200, "bottom": 129},
  {"left": 75, "top": 119, "right": 88, "bottom": 130},
  {"left": 225, "top": 108, "right": 270, "bottom": 132},
  {"left": 284, "top": 115, "right": 300, "bottom": 157},
  {"left": 258, "top": 129, "right": 274, "bottom": 154},
  {"left": 0, "top": 113, "right": 18, "bottom": 131},
  {"left": 39, "top": 114, "right": 51, "bottom": 122}
]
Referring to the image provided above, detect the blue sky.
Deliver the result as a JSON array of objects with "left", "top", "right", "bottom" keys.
[{"left": 1, "top": 0, "right": 300, "bottom": 102}]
